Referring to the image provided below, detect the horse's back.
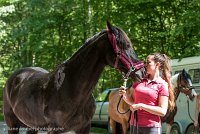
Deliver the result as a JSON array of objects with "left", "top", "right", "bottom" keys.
[
  {"left": 4, "top": 67, "right": 49, "bottom": 95},
  {"left": 109, "top": 89, "right": 118, "bottom": 101}
]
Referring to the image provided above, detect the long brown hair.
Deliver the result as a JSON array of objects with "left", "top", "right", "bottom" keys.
[{"left": 151, "top": 52, "right": 175, "bottom": 111}]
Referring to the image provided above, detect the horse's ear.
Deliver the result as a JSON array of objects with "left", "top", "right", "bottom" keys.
[
  {"left": 106, "top": 20, "right": 114, "bottom": 32},
  {"left": 182, "top": 69, "right": 187, "bottom": 77},
  {"left": 182, "top": 69, "right": 186, "bottom": 74}
]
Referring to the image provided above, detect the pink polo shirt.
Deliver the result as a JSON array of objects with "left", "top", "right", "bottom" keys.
[{"left": 130, "top": 76, "right": 169, "bottom": 127}]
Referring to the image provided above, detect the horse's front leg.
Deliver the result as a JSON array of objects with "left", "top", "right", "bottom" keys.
[
  {"left": 75, "top": 124, "right": 91, "bottom": 134},
  {"left": 121, "top": 119, "right": 129, "bottom": 134},
  {"left": 109, "top": 118, "right": 117, "bottom": 134}
]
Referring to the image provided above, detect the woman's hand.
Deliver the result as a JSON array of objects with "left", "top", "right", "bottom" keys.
[
  {"left": 130, "top": 103, "right": 143, "bottom": 112},
  {"left": 119, "top": 86, "right": 126, "bottom": 96}
]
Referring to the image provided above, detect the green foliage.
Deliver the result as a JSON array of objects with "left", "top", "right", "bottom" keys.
[
  {"left": 90, "top": 127, "right": 108, "bottom": 133},
  {"left": 0, "top": 0, "right": 200, "bottom": 121}
]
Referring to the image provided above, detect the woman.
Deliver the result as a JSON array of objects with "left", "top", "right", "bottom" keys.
[
  {"left": 194, "top": 94, "right": 200, "bottom": 133},
  {"left": 119, "top": 52, "right": 175, "bottom": 134}
]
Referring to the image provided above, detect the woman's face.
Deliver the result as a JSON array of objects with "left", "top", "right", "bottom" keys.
[{"left": 146, "top": 55, "right": 157, "bottom": 75}]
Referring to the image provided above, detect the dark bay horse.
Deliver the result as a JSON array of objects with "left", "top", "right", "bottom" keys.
[
  {"left": 3, "top": 21, "right": 146, "bottom": 134},
  {"left": 108, "top": 69, "right": 196, "bottom": 134}
]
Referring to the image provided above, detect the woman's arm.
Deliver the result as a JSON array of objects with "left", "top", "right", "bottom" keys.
[{"left": 130, "top": 95, "right": 168, "bottom": 117}]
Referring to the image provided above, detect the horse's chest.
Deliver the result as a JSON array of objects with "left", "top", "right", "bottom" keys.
[{"left": 45, "top": 100, "right": 95, "bottom": 130}]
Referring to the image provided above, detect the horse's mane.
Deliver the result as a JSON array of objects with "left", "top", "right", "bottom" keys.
[
  {"left": 58, "top": 25, "right": 130, "bottom": 68},
  {"left": 62, "top": 29, "right": 107, "bottom": 64},
  {"left": 65, "top": 25, "right": 132, "bottom": 64},
  {"left": 84, "top": 29, "right": 107, "bottom": 46}
]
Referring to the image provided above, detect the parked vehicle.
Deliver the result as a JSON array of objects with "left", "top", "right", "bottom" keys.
[
  {"left": 91, "top": 88, "right": 117, "bottom": 129},
  {"left": 166, "top": 56, "right": 200, "bottom": 134}
]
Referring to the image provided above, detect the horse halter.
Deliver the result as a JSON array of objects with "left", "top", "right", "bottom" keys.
[{"left": 107, "top": 30, "right": 145, "bottom": 78}]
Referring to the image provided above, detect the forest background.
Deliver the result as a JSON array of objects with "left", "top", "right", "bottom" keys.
[{"left": 0, "top": 0, "right": 200, "bottom": 120}]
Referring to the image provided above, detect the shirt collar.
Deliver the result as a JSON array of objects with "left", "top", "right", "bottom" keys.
[{"left": 143, "top": 74, "right": 164, "bottom": 84}]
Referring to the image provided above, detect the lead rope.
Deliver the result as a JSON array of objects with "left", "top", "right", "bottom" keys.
[
  {"left": 117, "top": 67, "right": 138, "bottom": 134},
  {"left": 134, "top": 111, "right": 138, "bottom": 134},
  {"left": 117, "top": 67, "right": 133, "bottom": 114},
  {"left": 117, "top": 78, "right": 130, "bottom": 114}
]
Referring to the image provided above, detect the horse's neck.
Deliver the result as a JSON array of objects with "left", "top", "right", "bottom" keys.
[
  {"left": 171, "top": 74, "right": 180, "bottom": 100},
  {"left": 58, "top": 33, "right": 108, "bottom": 101}
]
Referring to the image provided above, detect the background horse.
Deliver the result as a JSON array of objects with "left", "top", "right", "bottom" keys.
[
  {"left": 3, "top": 21, "right": 145, "bottom": 134},
  {"left": 108, "top": 69, "right": 196, "bottom": 134},
  {"left": 161, "top": 69, "right": 196, "bottom": 134},
  {"left": 108, "top": 86, "right": 131, "bottom": 134}
]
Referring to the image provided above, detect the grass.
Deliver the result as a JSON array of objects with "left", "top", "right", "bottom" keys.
[{"left": 90, "top": 127, "right": 108, "bottom": 134}]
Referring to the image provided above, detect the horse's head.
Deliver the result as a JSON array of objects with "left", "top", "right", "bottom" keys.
[
  {"left": 177, "top": 69, "right": 196, "bottom": 101},
  {"left": 106, "top": 21, "right": 145, "bottom": 81}
]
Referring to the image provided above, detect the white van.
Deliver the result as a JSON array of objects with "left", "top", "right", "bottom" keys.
[{"left": 162, "top": 56, "right": 200, "bottom": 134}]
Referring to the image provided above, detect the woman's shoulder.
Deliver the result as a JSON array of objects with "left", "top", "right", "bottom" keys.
[{"left": 156, "top": 77, "right": 168, "bottom": 90}]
